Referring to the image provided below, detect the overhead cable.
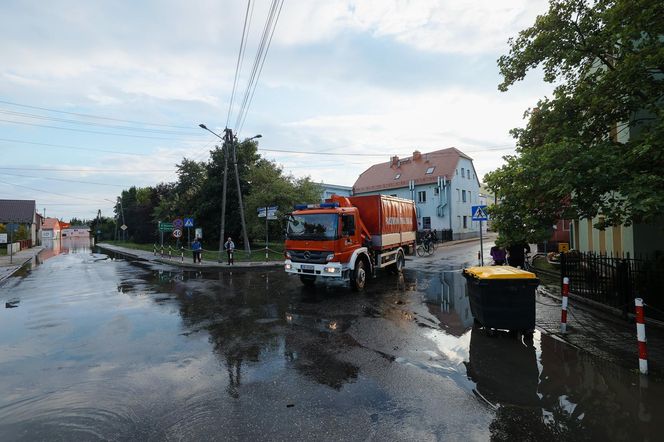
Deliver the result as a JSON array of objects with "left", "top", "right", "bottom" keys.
[{"left": 227, "top": 0, "right": 255, "bottom": 128}]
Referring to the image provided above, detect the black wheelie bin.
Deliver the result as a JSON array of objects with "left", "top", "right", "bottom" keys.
[{"left": 462, "top": 266, "right": 539, "bottom": 333}]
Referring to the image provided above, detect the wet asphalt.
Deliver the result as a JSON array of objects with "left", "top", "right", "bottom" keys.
[{"left": 0, "top": 238, "right": 661, "bottom": 441}]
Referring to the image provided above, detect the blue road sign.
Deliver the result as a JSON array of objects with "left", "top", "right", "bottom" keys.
[
  {"left": 173, "top": 218, "right": 184, "bottom": 229},
  {"left": 471, "top": 205, "right": 488, "bottom": 221},
  {"left": 184, "top": 217, "right": 194, "bottom": 228}
]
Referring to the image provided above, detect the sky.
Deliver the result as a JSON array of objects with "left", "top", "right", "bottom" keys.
[{"left": 0, "top": 0, "right": 554, "bottom": 220}]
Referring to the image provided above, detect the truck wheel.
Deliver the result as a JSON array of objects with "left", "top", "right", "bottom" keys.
[
  {"left": 299, "top": 275, "right": 316, "bottom": 286},
  {"left": 388, "top": 251, "right": 405, "bottom": 274},
  {"left": 350, "top": 259, "right": 367, "bottom": 291}
]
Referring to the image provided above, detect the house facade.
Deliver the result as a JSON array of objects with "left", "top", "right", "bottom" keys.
[
  {"left": 320, "top": 183, "right": 352, "bottom": 202},
  {"left": 0, "top": 199, "right": 40, "bottom": 246},
  {"left": 62, "top": 225, "right": 91, "bottom": 238},
  {"left": 571, "top": 218, "right": 664, "bottom": 258},
  {"left": 41, "top": 217, "right": 62, "bottom": 240},
  {"left": 353, "top": 148, "right": 481, "bottom": 240}
]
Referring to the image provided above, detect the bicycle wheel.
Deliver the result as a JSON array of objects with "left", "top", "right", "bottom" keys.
[
  {"left": 416, "top": 244, "right": 426, "bottom": 257},
  {"left": 427, "top": 243, "right": 434, "bottom": 256}
]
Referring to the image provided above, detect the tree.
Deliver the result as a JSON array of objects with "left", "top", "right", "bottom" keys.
[{"left": 486, "top": 0, "right": 664, "bottom": 243}]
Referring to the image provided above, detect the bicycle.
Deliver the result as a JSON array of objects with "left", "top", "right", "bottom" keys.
[{"left": 416, "top": 239, "right": 435, "bottom": 257}]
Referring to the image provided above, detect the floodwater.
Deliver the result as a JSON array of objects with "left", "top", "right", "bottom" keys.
[{"left": 0, "top": 239, "right": 661, "bottom": 441}]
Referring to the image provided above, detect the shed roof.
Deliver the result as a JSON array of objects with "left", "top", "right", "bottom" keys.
[
  {"left": 353, "top": 148, "right": 472, "bottom": 194},
  {"left": 0, "top": 199, "right": 36, "bottom": 223}
]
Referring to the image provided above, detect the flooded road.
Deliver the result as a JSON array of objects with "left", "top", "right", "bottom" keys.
[{"left": 0, "top": 238, "right": 661, "bottom": 441}]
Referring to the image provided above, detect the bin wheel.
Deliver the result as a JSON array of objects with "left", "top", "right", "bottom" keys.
[{"left": 300, "top": 275, "right": 316, "bottom": 286}]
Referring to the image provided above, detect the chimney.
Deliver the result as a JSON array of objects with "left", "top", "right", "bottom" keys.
[
  {"left": 391, "top": 155, "right": 399, "bottom": 168},
  {"left": 413, "top": 150, "right": 422, "bottom": 161}
]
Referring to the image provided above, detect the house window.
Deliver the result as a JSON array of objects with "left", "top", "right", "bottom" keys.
[
  {"left": 462, "top": 190, "right": 467, "bottom": 202},
  {"left": 463, "top": 216, "right": 468, "bottom": 229},
  {"left": 434, "top": 187, "right": 439, "bottom": 195},
  {"left": 456, "top": 189, "right": 460, "bottom": 201},
  {"left": 461, "top": 168, "right": 465, "bottom": 178},
  {"left": 417, "top": 190, "right": 427, "bottom": 203},
  {"left": 456, "top": 169, "right": 459, "bottom": 175},
  {"left": 425, "top": 166, "right": 435, "bottom": 174},
  {"left": 390, "top": 194, "right": 397, "bottom": 197},
  {"left": 468, "top": 191, "right": 471, "bottom": 202},
  {"left": 394, "top": 173, "right": 401, "bottom": 180},
  {"left": 423, "top": 217, "right": 431, "bottom": 229}
]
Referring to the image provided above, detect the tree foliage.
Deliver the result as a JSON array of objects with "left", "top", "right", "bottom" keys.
[
  {"left": 113, "top": 139, "right": 322, "bottom": 246},
  {"left": 486, "top": 0, "right": 664, "bottom": 243}
]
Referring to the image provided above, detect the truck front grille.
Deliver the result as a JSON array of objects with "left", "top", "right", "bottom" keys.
[{"left": 288, "top": 250, "right": 331, "bottom": 264}]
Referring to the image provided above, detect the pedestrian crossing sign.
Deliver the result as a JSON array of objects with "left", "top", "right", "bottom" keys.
[
  {"left": 184, "top": 217, "right": 194, "bottom": 228},
  {"left": 471, "top": 205, "right": 488, "bottom": 221}
]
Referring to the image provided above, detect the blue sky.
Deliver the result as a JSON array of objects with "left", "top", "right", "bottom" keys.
[{"left": 0, "top": 0, "right": 553, "bottom": 220}]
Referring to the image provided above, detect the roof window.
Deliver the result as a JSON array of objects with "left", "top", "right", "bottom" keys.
[{"left": 425, "top": 166, "right": 435, "bottom": 174}]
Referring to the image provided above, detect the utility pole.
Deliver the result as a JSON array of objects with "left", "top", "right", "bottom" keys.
[
  {"left": 227, "top": 128, "right": 251, "bottom": 256},
  {"left": 118, "top": 197, "right": 126, "bottom": 242},
  {"left": 218, "top": 142, "right": 230, "bottom": 262}
]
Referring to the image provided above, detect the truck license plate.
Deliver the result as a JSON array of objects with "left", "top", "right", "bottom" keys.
[{"left": 301, "top": 265, "right": 314, "bottom": 272}]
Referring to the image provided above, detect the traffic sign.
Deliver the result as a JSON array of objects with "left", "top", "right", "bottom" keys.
[
  {"left": 471, "top": 205, "right": 488, "bottom": 221},
  {"left": 257, "top": 206, "right": 278, "bottom": 220},
  {"left": 195, "top": 227, "right": 203, "bottom": 239},
  {"left": 120, "top": 224, "right": 128, "bottom": 231},
  {"left": 0, "top": 233, "right": 7, "bottom": 244},
  {"left": 184, "top": 217, "right": 194, "bottom": 228},
  {"left": 173, "top": 218, "right": 184, "bottom": 229},
  {"left": 158, "top": 222, "right": 174, "bottom": 232},
  {"left": 172, "top": 228, "right": 182, "bottom": 238}
]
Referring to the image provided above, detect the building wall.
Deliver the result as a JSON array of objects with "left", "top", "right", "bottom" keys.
[{"left": 321, "top": 184, "right": 352, "bottom": 202}]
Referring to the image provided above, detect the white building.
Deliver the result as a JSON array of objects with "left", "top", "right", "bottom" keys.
[
  {"left": 320, "top": 183, "right": 352, "bottom": 202},
  {"left": 353, "top": 148, "right": 481, "bottom": 240}
]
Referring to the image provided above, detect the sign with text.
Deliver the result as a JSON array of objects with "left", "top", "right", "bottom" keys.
[
  {"left": 0, "top": 233, "right": 7, "bottom": 244},
  {"left": 158, "top": 222, "right": 174, "bottom": 232},
  {"left": 195, "top": 227, "right": 203, "bottom": 239},
  {"left": 257, "top": 206, "right": 278, "bottom": 220},
  {"left": 172, "top": 228, "right": 182, "bottom": 238}
]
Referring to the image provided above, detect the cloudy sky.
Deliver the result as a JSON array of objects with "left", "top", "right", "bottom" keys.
[{"left": 0, "top": 0, "right": 553, "bottom": 220}]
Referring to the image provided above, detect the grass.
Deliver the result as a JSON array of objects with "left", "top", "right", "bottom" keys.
[{"left": 102, "top": 240, "right": 285, "bottom": 262}]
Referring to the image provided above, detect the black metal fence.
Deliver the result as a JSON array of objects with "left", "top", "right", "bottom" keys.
[{"left": 561, "top": 252, "right": 664, "bottom": 320}]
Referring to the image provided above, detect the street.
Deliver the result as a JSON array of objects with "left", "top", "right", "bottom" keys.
[{"left": 0, "top": 237, "right": 661, "bottom": 441}]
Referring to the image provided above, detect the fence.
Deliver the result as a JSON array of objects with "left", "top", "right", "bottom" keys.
[{"left": 561, "top": 252, "right": 664, "bottom": 320}]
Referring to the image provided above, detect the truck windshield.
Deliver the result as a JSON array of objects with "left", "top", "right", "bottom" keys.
[{"left": 287, "top": 214, "right": 338, "bottom": 240}]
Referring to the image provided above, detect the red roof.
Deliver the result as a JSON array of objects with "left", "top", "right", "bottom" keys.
[
  {"left": 353, "top": 147, "right": 472, "bottom": 194},
  {"left": 42, "top": 218, "right": 61, "bottom": 230}
]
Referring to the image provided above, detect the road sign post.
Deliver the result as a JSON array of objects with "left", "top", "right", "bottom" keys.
[
  {"left": 258, "top": 206, "right": 278, "bottom": 261},
  {"left": 471, "top": 205, "right": 489, "bottom": 266}
]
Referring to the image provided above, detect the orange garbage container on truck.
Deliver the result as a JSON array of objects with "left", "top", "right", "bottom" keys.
[{"left": 284, "top": 194, "right": 417, "bottom": 290}]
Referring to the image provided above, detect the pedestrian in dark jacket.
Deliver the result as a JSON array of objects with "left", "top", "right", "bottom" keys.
[
  {"left": 192, "top": 238, "right": 202, "bottom": 264},
  {"left": 507, "top": 243, "right": 530, "bottom": 268},
  {"left": 224, "top": 237, "right": 235, "bottom": 265},
  {"left": 490, "top": 245, "right": 506, "bottom": 265}
]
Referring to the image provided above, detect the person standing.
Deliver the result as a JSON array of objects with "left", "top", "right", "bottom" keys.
[
  {"left": 507, "top": 242, "right": 530, "bottom": 268},
  {"left": 224, "top": 236, "right": 235, "bottom": 265},
  {"left": 192, "top": 237, "right": 202, "bottom": 264},
  {"left": 490, "top": 245, "right": 506, "bottom": 265}
]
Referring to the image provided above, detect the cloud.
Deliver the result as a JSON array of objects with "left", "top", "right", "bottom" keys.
[{"left": 276, "top": 0, "right": 549, "bottom": 54}]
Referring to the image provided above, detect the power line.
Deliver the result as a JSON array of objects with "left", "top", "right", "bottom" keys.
[
  {"left": 0, "top": 109, "right": 201, "bottom": 136},
  {"left": 234, "top": 0, "right": 283, "bottom": 131},
  {"left": 0, "top": 171, "right": 127, "bottom": 187},
  {"left": 0, "top": 118, "right": 207, "bottom": 141},
  {"left": 0, "top": 137, "right": 150, "bottom": 157},
  {"left": 0, "top": 167, "right": 174, "bottom": 173},
  {"left": 0, "top": 99, "right": 196, "bottom": 130},
  {"left": 0, "top": 178, "right": 107, "bottom": 202},
  {"left": 227, "top": 0, "right": 255, "bottom": 128},
  {"left": 238, "top": 0, "right": 284, "bottom": 135}
]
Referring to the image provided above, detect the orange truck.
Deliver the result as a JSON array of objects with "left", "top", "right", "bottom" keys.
[{"left": 284, "top": 194, "right": 417, "bottom": 290}]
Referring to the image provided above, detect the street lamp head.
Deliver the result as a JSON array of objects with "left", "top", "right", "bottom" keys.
[
  {"left": 198, "top": 123, "right": 208, "bottom": 129},
  {"left": 254, "top": 134, "right": 262, "bottom": 139}
]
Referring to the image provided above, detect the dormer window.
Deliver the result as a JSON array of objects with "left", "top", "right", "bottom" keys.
[
  {"left": 425, "top": 166, "right": 435, "bottom": 174},
  {"left": 394, "top": 173, "right": 401, "bottom": 180}
]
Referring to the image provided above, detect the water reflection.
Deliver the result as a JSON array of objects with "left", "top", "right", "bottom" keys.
[{"left": 423, "top": 271, "right": 474, "bottom": 336}]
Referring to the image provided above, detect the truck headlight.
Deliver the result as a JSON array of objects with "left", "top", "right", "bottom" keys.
[
  {"left": 324, "top": 266, "right": 338, "bottom": 273},
  {"left": 285, "top": 263, "right": 292, "bottom": 270}
]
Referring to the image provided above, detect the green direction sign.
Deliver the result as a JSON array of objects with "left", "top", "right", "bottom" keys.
[{"left": 158, "top": 221, "right": 174, "bottom": 232}]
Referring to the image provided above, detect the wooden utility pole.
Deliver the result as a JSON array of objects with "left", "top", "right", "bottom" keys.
[{"left": 226, "top": 128, "right": 251, "bottom": 256}]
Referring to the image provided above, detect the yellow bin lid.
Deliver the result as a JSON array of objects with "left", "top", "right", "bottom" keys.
[{"left": 464, "top": 266, "right": 537, "bottom": 280}]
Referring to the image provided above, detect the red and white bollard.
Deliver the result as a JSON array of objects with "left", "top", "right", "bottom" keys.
[
  {"left": 635, "top": 298, "right": 648, "bottom": 375},
  {"left": 561, "top": 277, "right": 569, "bottom": 333}
]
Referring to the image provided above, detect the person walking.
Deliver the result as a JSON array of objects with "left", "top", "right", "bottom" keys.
[
  {"left": 507, "top": 242, "right": 530, "bottom": 268},
  {"left": 192, "top": 237, "right": 202, "bottom": 264},
  {"left": 490, "top": 245, "right": 506, "bottom": 265},
  {"left": 224, "top": 236, "right": 235, "bottom": 265}
]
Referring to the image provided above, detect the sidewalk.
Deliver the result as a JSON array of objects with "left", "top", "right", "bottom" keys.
[
  {"left": 0, "top": 246, "right": 44, "bottom": 284},
  {"left": 536, "top": 284, "right": 664, "bottom": 377},
  {"left": 97, "top": 243, "right": 283, "bottom": 271}
]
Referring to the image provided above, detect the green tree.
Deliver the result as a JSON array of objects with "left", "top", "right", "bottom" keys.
[{"left": 486, "top": 0, "right": 664, "bottom": 242}]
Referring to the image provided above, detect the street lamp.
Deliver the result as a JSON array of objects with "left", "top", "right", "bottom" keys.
[{"left": 198, "top": 123, "right": 261, "bottom": 260}]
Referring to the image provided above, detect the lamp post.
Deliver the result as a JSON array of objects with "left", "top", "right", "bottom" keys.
[{"left": 199, "top": 124, "right": 261, "bottom": 259}]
